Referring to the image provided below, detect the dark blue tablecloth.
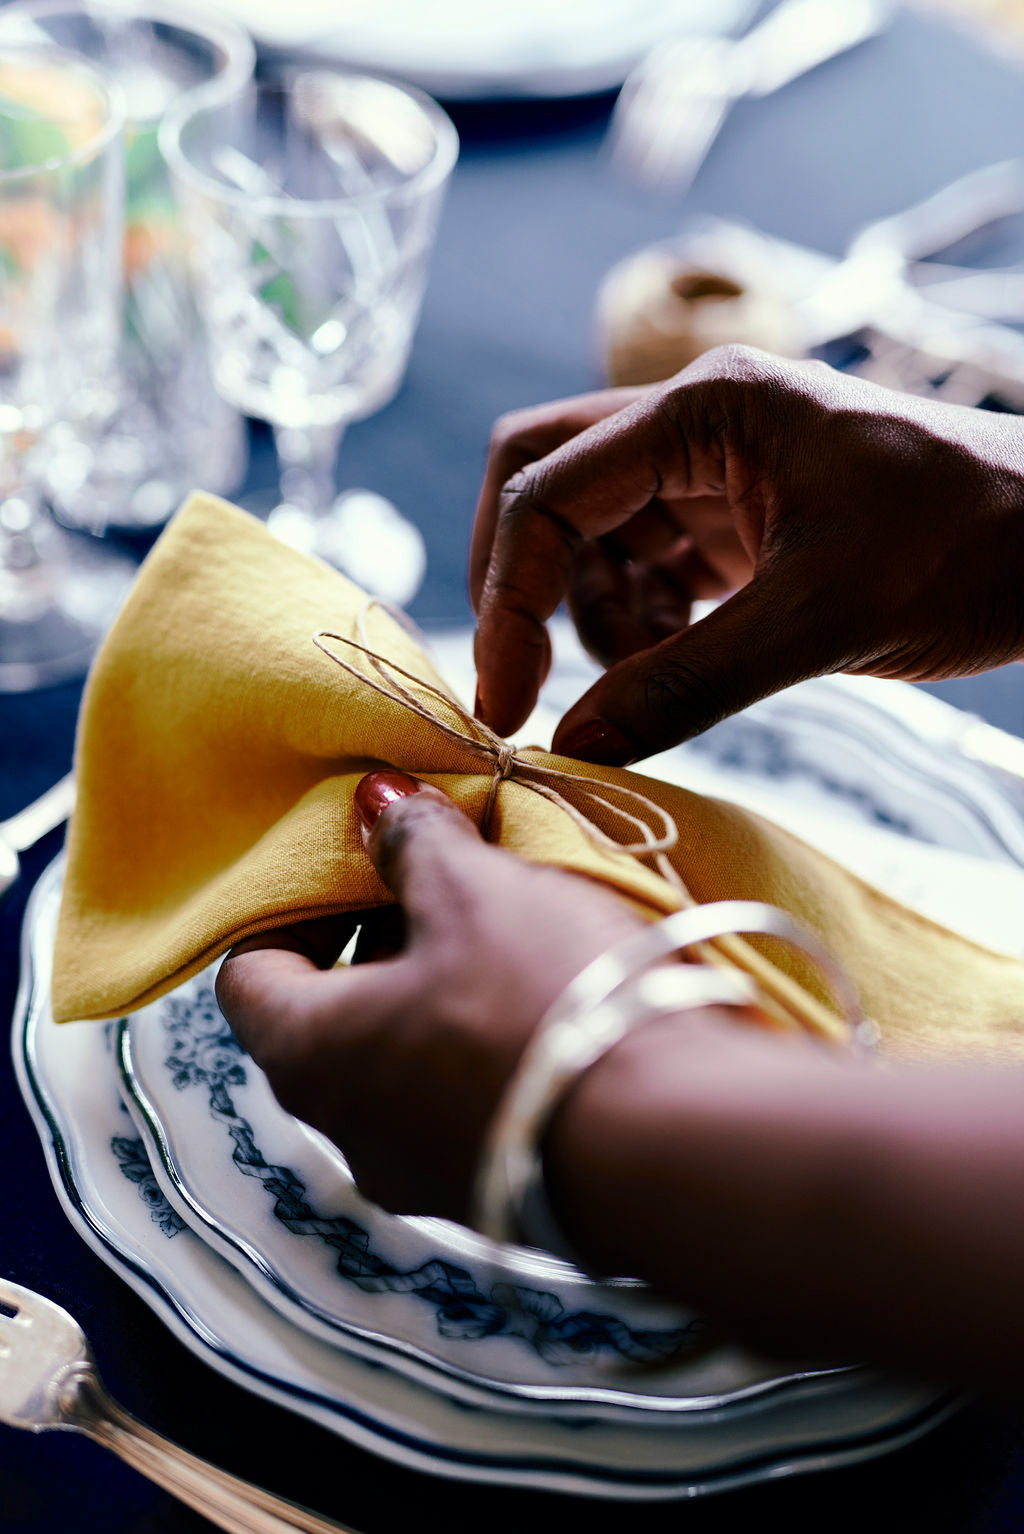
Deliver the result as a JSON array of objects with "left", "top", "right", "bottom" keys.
[{"left": 4, "top": 7, "right": 1024, "bottom": 1529}]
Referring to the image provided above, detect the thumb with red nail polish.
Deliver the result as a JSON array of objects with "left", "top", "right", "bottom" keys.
[
  {"left": 353, "top": 770, "right": 487, "bottom": 905},
  {"left": 354, "top": 769, "right": 424, "bottom": 832}
]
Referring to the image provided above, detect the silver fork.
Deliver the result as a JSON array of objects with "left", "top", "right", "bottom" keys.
[
  {"left": 0, "top": 1276, "right": 359, "bottom": 1534},
  {"left": 608, "top": 0, "right": 893, "bottom": 190}
]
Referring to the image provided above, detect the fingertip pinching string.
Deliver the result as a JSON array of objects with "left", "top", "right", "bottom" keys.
[{"left": 312, "top": 604, "right": 863, "bottom": 1047}]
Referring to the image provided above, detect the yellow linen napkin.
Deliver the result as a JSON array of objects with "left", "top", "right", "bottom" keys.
[{"left": 53, "top": 492, "right": 1024, "bottom": 1061}]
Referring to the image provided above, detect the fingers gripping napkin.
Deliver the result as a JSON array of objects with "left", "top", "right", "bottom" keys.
[{"left": 54, "top": 493, "right": 1024, "bottom": 1060}]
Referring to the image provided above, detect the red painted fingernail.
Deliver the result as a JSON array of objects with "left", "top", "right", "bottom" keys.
[
  {"left": 354, "top": 770, "right": 423, "bottom": 830},
  {"left": 554, "top": 718, "right": 636, "bottom": 768}
]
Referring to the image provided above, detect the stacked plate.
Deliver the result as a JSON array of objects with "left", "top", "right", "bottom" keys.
[{"left": 15, "top": 633, "right": 1024, "bottom": 1498}]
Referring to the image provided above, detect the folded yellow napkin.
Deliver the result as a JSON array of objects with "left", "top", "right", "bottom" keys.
[{"left": 53, "top": 492, "right": 1024, "bottom": 1062}]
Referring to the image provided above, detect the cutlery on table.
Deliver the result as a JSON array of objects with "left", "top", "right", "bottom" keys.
[
  {"left": 608, "top": 0, "right": 893, "bottom": 189},
  {"left": 0, "top": 773, "right": 75, "bottom": 897},
  {"left": 0, "top": 1277, "right": 359, "bottom": 1534},
  {"left": 792, "top": 158, "right": 1024, "bottom": 403},
  {"left": 652, "top": 152, "right": 1024, "bottom": 409}
]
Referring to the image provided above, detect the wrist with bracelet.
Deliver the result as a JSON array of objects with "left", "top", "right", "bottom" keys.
[{"left": 471, "top": 900, "right": 877, "bottom": 1259}]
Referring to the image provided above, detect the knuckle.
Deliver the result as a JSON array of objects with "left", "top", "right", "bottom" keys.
[
  {"left": 699, "top": 341, "right": 771, "bottom": 379},
  {"left": 498, "top": 465, "right": 540, "bottom": 507},
  {"left": 496, "top": 469, "right": 533, "bottom": 506},
  {"left": 494, "top": 478, "right": 582, "bottom": 563},
  {"left": 670, "top": 343, "right": 809, "bottom": 414},
  {"left": 489, "top": 408, "right": 536, "bottom": 456},
  {"left": 679, "top": 343, "right": 784, "bottom": 397}
]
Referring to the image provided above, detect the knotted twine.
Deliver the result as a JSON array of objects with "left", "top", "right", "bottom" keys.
[{"left": 314, "top": 617, "right": 852, "bottom": 1047}]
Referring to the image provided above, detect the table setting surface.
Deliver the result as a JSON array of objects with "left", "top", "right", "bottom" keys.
[{"left": 5, "top": 3, "right": 1024, "bottom": 1530}]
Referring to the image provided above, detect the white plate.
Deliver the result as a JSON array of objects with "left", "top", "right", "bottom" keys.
[
  {"left": 107, "top": 631, "right": 1024, "bottom": 1423},
  {"left": 14, "top": 858, "right": 958, "bottom": 1496},
  {"left": 21, "top": 641, "right": 1024, "bottom": 1492},
  {"left": 115, "top": 965, "right": 848, "bottom": 1415},
  {"left": 207, "top": 0, "right": 757, "bottom": 100}
]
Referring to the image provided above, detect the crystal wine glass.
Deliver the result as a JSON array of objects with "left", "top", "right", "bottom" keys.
[
  {"left": 0, "top": 0, "right": 255, "bottom": 532},
  {"left": 0, "top": 44, "right": 135, "bottom": 690},
  {"left": 160, "top": 70, "right": 458, "bottom": 602}
]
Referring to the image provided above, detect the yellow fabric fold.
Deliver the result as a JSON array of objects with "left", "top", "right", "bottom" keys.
[{"left": 53, "top": 492, "right": 1024, "bottom": 1061}]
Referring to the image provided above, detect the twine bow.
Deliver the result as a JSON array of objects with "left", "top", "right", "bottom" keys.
[
  {"left": 312, "top": 616, "right": 850, "bottom": 1044},
  {"left": 313, "top": 623, "right": 685, "bottom": 886}
]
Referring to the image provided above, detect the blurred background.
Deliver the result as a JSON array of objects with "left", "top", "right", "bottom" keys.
[{"left": 4, "top": 0, "right": 1024, "bottom": 719}]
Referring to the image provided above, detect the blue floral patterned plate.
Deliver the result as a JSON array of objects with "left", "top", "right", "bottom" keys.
[
  {"left": 115, "top": 962, "right": 844, "bottom": 1414},
  {"left": 114, "top": 630, "right": 1024, "bottom": 1410},
  {"left": 14, "top": 857, "right": 959, "bottom": 1497},
  {"left": 17, "top": 631, "right": 1024, "bottom": 1491},
  {"left": 101, "top": 631, "right": 1024, "bottom": 1424}
]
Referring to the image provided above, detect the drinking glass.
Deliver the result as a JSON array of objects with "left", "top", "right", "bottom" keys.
[
  {"left": 0, "top": 0, "right": 255, "bottom": 531},
  {"left": 160, "top": 70, "right": 458, "bottom": 593},
  {"left": 0, "top": 44, "right": 134, "bottom": 690}
]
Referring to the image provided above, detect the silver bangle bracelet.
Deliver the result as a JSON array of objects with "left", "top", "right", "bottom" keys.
[{"left": 471, "top": 899, "right": 872, "bottom": 1250}]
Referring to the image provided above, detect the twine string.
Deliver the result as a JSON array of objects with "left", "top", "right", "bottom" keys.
[
  {"left": 312, "top": 614, "right": 852, "bottom": 1045},
  {"left": 485, "top": 740, "right": 518, "bottom": 828},
  {"left": 313, "top": 624, "right": 685, "bottom": 878}
]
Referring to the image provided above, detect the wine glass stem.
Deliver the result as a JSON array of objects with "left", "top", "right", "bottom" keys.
[
  {"left": 0, "top": 488, "right": 60, "bottom": 622},
  {"left": 273, "top": 422, "right": 346, "bottom": 519}
]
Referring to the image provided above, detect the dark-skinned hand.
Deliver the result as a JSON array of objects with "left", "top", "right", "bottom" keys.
[
  {"left": 215, "top": 771, "right": 648, "bottom": 1223},
  {"left": 216, "top": 773, "right": 1024, "bottom": 1393},
  {"left": 471, "top": 346, "right": 1024, "bottom": 764}
]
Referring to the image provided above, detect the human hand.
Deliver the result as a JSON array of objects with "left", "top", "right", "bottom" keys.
[
  {"left": 218, "top": 780, "right": 1024, "bottom": 1389},
  {"left": 215, "top": 770, "right": 644, "bottom": 1222},
  {"left": 471, "top": 347, "right": 1024, "bottom": 763}
]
